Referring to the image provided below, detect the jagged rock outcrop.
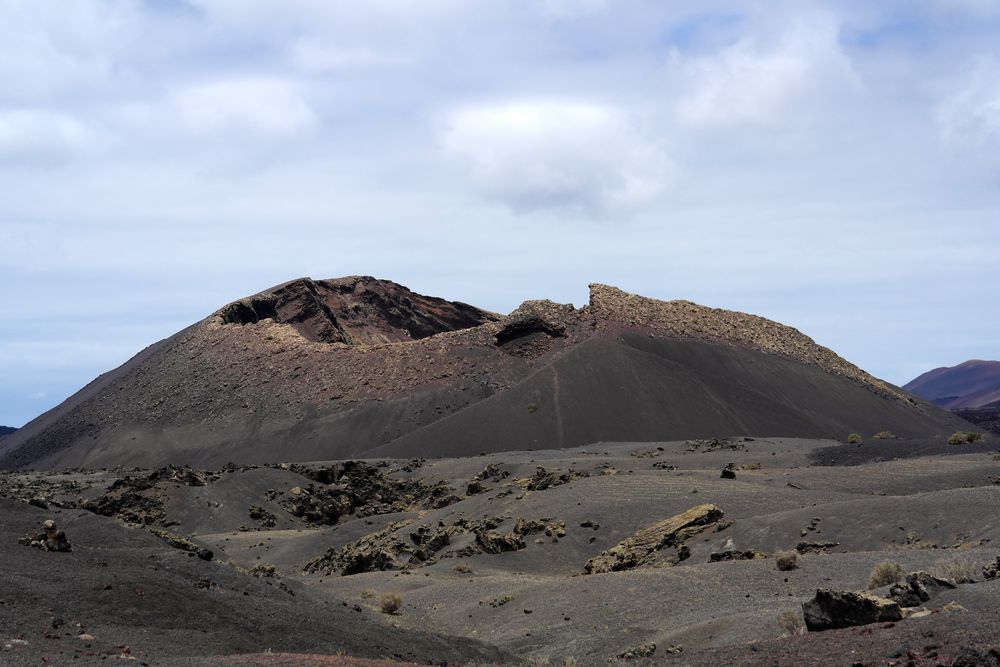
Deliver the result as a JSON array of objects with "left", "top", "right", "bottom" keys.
[
  {"left": 585, "top": 504, "right": 724, "bottom": 574},
  {"left": 0, "top": 278, "right": 972, "bottom": 470},
  {"left": 217, "top": 276, "right": 498, "bottom": 345}
]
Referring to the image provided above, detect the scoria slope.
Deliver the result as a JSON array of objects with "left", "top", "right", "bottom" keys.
[{"left": 0, "top": 278, "right": 967, "bottom": 470}]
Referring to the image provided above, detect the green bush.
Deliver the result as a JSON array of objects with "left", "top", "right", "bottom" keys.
[{"left": 847, "top": 433, "right": 862, "bottom": 444}]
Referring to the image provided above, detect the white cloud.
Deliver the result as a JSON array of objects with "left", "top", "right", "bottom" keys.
[
  {"left": 292, "top": 39, "right": 412, "bottom": 73},
  {"left": 671, "top": 13, "right": 858, "bottom": 128},
  {"left": 0, "top": 109, "right": 92, "bottom": 163},
  {"left": 937, "top": 56, "right": 1000, "bottom": 148},
  {"left": 169, "top": 78, "right": 317, "bottom": 135},
  {"left": 440, "top": 100, "right": 669, "bottom": 215},
  {"left": 0, "top": 0, "right": 132, "bottom": 104},
  {"left": 539, "top": 0, "right": 608, "bottom": 20}
]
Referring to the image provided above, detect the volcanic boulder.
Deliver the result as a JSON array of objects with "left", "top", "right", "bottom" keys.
[
  {"left": 887, "top": 571, "right": 957, "bottom": 607},
  {"left": 802, "top": 589, "right": 902, "bottom": 631}
]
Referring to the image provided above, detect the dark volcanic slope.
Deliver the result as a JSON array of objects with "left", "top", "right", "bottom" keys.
[
  {"left": 0, "top": 278, "right": 970, "bottom": 469},
  {"left": 0, "top": 426, "right": 15, "bottom": 439},
  {"left": 905, "top": 359, "right": 1000, "bottom": 408},
  {"left": 0, "top": 498, "right": 511, "bottom": 666}
]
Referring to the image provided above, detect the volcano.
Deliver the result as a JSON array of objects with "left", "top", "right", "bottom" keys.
[
  {"left": 904, "top": 359, "right": 1000, "bottom": 409},
  {"left": 0, "top": 276, "right": 967, "bottom": 470}
]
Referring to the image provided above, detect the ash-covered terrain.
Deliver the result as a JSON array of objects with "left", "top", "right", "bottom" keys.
[
  {"left": 2, "top": 278, "right": 997, "bottom": 666},
  {"left": 3, "top": 436, "right": 1000, "bottom": 665}
]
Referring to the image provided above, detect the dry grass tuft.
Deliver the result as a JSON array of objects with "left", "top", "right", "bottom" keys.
[
  {"left": 873, "top": 431, "right": 897, "bottom": 440},
  {"left": 453, "top": 562, "right": 473, "bottom": 574},
  {"left": 379, "top": 592, "right": 403, "bottom": 615},
  {"left": 930, "top": 556, "right": 979, "bottom": 584},
  {"left": 777, "top": 609, "right": 806, "bottom": 637},
  {"left": 949, "top": 431, "right": 985, "bottom": 445},
  {"left": 867, "top": 561, "right": 904, "bottom": 589},
  {"left": 775, "top": 549, "right": 798, "bottom": 571}
]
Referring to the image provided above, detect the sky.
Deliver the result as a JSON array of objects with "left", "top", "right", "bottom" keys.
[{"left": 2, "top": 0, "right": 1000, "bottom": 428}]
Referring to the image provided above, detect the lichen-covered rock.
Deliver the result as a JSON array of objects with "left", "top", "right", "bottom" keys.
[
  {"left": 409, "top": 525, "right": 452, "bottom": 562},
  {"left": 18, "top": 519, "right": 71, "bottom": 553},
  {"left": 613, "top": 643, "right": 656, "bottom": 661},
  {"left": 983, "top": 557, "right": 1000, "bottom": 580},
  {"left": 796, "top": 541, "right": 839, "bottom": 554},
  {"left": 709, "top": 549, "right": 766, "bottom": 562},
  {"left": 148, "top": 528, "right": 213, "bottom": 560},
  {"left": 280, "top": 461, "right": 458, "bottom": 525},
  {"left": 248, "top": 505, "right": 277, "bottom": 528},
  {"left": 524, "top": 466, "right": 589, "bottom": 491},
  {"left": 250, "top": 563, "right": 278, "bottom": 578},
  {"left": 887, "top": 571, "right": 957, "bottom": 607},
  {"left": 475, "top": 529, "right": 526, "bottom": 554},
  {"left": 584, "top": 504, "right": 724, "bottom": 574},
  {"left": 81, "top": 475, "right": 166, "bottom": 526},
  {"left": 802, "top": 589, "right": 902, "bottom": 631}
]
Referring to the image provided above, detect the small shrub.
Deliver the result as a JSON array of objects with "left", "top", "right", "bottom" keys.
[
  {"left": 930, "top": 556, "right": 979, "bottom": 584},
  {"left": 867, "top": 561, "right": 904, "bottom": 589},
  {"left": 777, "top": 609, "right": 806, "bottom": 637},
  {"left": 873, "top": 431, "right": 897, "bottom": 440},
  {"left": 379, "top": 592, "right": 403, "bottom": 615},
  {"left": 527, "top": 402, "right": 539, "bottom": 413},
  {"left": 847, "top": 433, "right": 863, "bottom": 444},
  {"left": 453, "top": 562, "right": 473, "bottom": 574},
  {"left": 775, "top": 550, "right": 798, "bottom": 571},
  {"left": 949, "top": 431, "right": 985, "bottom": 445}
]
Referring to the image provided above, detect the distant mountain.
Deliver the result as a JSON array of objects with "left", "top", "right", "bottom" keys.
[
  {"left": 0, "top": 276, "right": 969, "bottom": 470},
  {"left": 0, "top": 426, "right": 16, "bottom": 439},
  {"left": 904, "top": 360, "right": 1000, "bottom": 409}
]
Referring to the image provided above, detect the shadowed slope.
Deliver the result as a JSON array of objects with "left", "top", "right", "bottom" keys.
[
  {"left": 370, "top": 332, "right": 964, "bottom": 459},
  {"left": 0, "top": 498, "right": 513, "bottom": 666}
]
